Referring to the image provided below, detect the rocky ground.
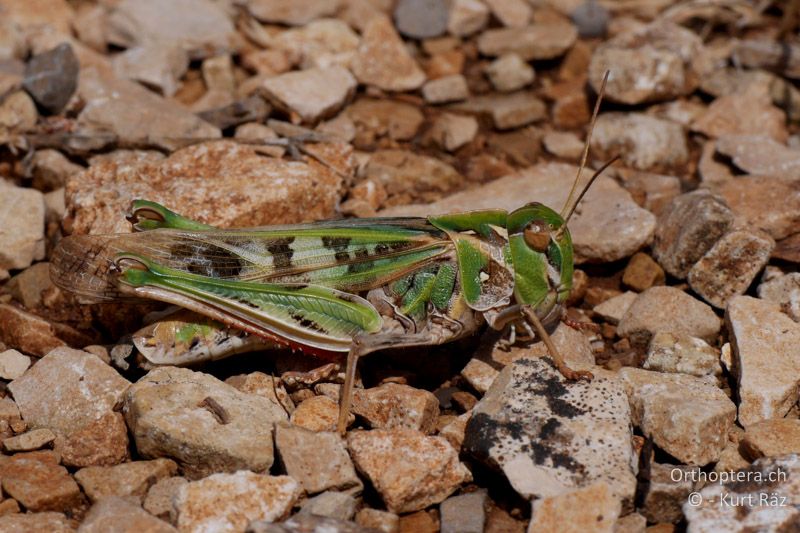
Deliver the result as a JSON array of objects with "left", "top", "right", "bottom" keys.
[{"left": 0, "top": 0, "right": 799, "bottom": 532}]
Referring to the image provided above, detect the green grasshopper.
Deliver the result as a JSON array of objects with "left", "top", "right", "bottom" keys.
[{"left": 51, "top": 78, "right": 613, "bottom": 435}]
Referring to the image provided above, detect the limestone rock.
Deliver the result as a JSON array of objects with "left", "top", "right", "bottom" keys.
[
  {"left": 74, "top": 458, "right": 178, "bottom": 503},
  {"left": 726, "top": 296, "right": 800, "bottom": 427},
  {"left": 428, "top": 113, "right": 478, "bottom": 152},
  {"left": 383, "top": 163, "right": 656, "bottom": 264},
  {"left": 447, "top": 0, "right": 489, "bottom": 37},
  {"left": 642, "top": 464, "right": 697, "bottom": 524},
  {"left": 351, "top": 383, "right": 439, "bottom": 434},
  {"left": 347, "top": 429, "right": 471, "bottom": 513},
  {"left": 350, "top": 16, "right": 426, "bottom": 92},
  {"left": 64, "top": 140, "right": 347, "bottom": 235},
  {"left": 174, "top": 472, "right": 301, "bottom": 531},
  {"left": 589, "top": 21, "right": 707, "bottom": 105},
  {"left": 449, "top": 91, "right": 546, "bottom": 130},
  {"left": 422, "top": 74, "right": 469, "bottom": 104},
  {"left": 617, "top": 286, "right": 721, "bottom": 347},
  {"left": 484, "top": 0, "right": 531, "bottom": 28},
  {"left": 440, "top": 490, "right": 487, "bottom": 533},
  {"left": 644, "top": 332, "right": 721, "bottom": 378},
  {"left": 463, "top": 358, "right": 636, "bottom": 508},
  {"left": 0, "top": 182, "right": 45, "bottom": 270},
  {"left": 79, "top": 497, "right": 176, "bottom": 533},
  {"left": 144, "top": 476, "right": 188, "bottom": 521},
  {"left": 485, "top": 53, "right": 534, "bottom": 93},
  {"left": 758, "top": 272, "right": 800, "bottom": 322},
  {"left": 290, "top": 395, "right": 343, "bottom": 432},
  {"left": 356, "top": 508, "right": 400, "bottom": 533},
  {"left": 0, "top": 511, "right": 76, "bottom": 532},
  {"left": 652, "top": 190, "right": 734, "bottom": 279},
  {"left": 0, "top": 348, "right": 31, "bottom": 380},
  {"left": 593, "top": 291, "right": 637, "bottom": 326},
  {"left": 8, "top": 347, "right": 130, "bottom": 467},
  {"left": 0, "top": 451, "right": 82, "bottom": 512},
  {"left": 692, "top": 84, "right": 788, "bottom": 142},
  {"left": 622, "top": 253, "right": 665, "bottom": 292},
  {"left": 271, "top": 19, "right": 359, "bottom": 70},
  {"left": 112, "top": 44, "right": 189, "bottom": 98},
  {"left": 713, "top": 176, "right": 800, "bottom": 241},
  {"left": 123, "top": 366, "right": 287, "bottom": 479},
  {"left": 246, "top": 0, "right": 339, "bottom": 26},
  {"left": 365, "top": 149, "right": 463, "bottom": 206},
  {"left": 618, "top": 368, "right": 735, "bottom": 465},
  {"left": 477, "top": 23, "right": 578, "bottom": 61},
  {"left": 716, "top": 135, "right": 800, "bottom": 180},
  {"left": 274, "top": 422, "right": 361, "bottom": 494},
  {"left": 688, "top": 229, "right": 774, "bottom": 309},
  {"left": 591, "top": 113, "right": 688, "bottom": 171},
  {"left": 741, "top": 419, "right": 800, "bottom": 460},
  {"left": 297, "top": 491, "right": 357, "bottom": 521},
  {"left": 528, "top": 482, "right": 621, "bottom": 533},
  {"left": 262, "top": 66, "right": 357, "bottom": 124},
  {"left": 2, "top": 428, "right": 56, "bottom": 452}
]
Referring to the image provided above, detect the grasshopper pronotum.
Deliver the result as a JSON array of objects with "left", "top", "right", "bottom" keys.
[{"left": 50, "top": 74, "right": 613, "bottom": 435}]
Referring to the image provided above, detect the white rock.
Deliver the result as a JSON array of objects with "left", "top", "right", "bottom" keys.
[
  {"left": 447, "top": 0, "right": 490, "bottom": 37},
  {"left": 429, "top": 113, "right": 478, "bottom": 152},
  {"left": 422, "top": 74, "right": 469, "bottom": 104},
  {"left": 593, "top": 291, "right": 637, "bottom": 326},
  {"left": 485, "top": 53, "right": 534, "bottom": 92},
  {"left": 0, "top": 349, "right": 31, "bottom": 380},
  {"left": 591, "top": 113, "right": 689, "bottom": 171},
  {"left": 0, "top": 182, "right": 45, "bottom": 270},
  {"left": 262, "top": 66, "right": 357, "bottom": 123}
]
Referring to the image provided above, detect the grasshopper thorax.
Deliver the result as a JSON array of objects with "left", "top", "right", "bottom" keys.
[{"left": 507, "top": 202, "right": 573, "bottom": 317}]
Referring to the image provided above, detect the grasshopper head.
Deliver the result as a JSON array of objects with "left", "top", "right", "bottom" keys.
[{"left": 507, "top": 203, "right": 573, "bottom": 317}]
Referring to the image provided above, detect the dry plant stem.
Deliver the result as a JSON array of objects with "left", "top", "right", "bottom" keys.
[{"left": 523, "top": 307, "right": 594, "bottom": 381}]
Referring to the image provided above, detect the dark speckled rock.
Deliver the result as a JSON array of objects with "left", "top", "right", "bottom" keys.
[{"left": 463, "top": 357, "right": 636, "bottom": 510}]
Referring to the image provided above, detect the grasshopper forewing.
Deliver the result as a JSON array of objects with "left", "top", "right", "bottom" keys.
[{"left": 51, "top": 73, "right": 613, "bottom": 435}]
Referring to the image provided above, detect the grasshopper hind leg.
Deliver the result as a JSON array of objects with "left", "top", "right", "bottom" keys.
[{"left": 522, "top": 306, "right": 594, "bottom": 382}]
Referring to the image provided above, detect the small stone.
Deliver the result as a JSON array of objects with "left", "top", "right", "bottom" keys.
[
  {"left": 0, "top": 497, "right": 20, "bottom": 516},
  {"left": 617, "top": 286, "right": 721, "bottom": 347},
  {"left": 464, "top": 359, "right": 636, "bottom": 507},
  {"left": 588, "top": 21, "right": 706, "bottom": 105},
  {"left": 23, "top": 43, "right": 79, "bottom": 114},
  {"left": 740, "top": 419, "right": 800, "bottom": 460},
  {"left": 528, "top": 482, "right": 621, "bottom": 533},
  {"left": 262, "top": 66, "right": 357, "bottom": 124},
  {"left": 447, "top": 0, "right": 489, "bottom": 37},
  {"left": 716, "top": 135, "right": 800, "bottom": 180},
  {"left": 451, "top": 91, "right": 546, "bottom": 130},
  {"left": 30, "top": 149, "right": 84, "bottom": 192},
  {"left": 726, "top": 296, "right": 800, "bottom": 427},
  {"left": 485, "top": 54, "right": 534, "bottom": 93},
  {"left": 356, "top": 508, "right": 400, "bottom": 533},
  {"left": 619, "top": 171, "right": 681, "bottom": 216},
  {"left": 652, "top": 190, "right": 734, "bottom": 279},
  {"left": 758, "top": 272, "right": 800, "bottom": 322},
  {"left": 249, "top": 514, "right": 373, "bottom": 533},
  {"left": 0, "top": 396, "right": 21, "bottom": 424},
  {"left": 352, "top": 383, "right": 439, "bottom": 434},
  {"left": 642, "top": 464, "right": 697, "bottom": 524},
  {"left": 8, "top": 347, "right": 130, "bottom": 467},
  {"left": 398, "top": 510, "right": 438, "bottom": 533},
  {"left": 347, "top": 429, "right": 471, "bottom": 513},
  {"left": 477, "top": 23, "right": 578, "bottom": 61},
  {"left": 174, "top": 472, "right": 301, "bottom": 531},
  {"left": 3, "top": 428, "right": 56, "bottom": 452},
  {"left": 298, "top": 491, "right": 357, "bottom": 521},
  {"left": 591, "top": 113, "right": 689, "bottom": 171},
  {"left": 593, "top": 291, "right": 638, "bottom": 326},
  {"left": 271, "top": 19, "right": 360, "bottom": 70},
  {"left": 484, "top": 0, "right": 531, "bottom": 28},
  {"left": 542, "top": 131, "right": 583, "bottom": 160},
  {"left": 618, "top": 367, "right": 735, "bottom": 465},
  {"left": 108, "top": 0, "right": 236, "bottom": 57},
  {"left": 440, "top": 490, "right": 487, "bottom": 533},
  {"left": 0, "top": 182, "right": 45, "bottom": 270},
  {"left": 544, "top": 79, "right": 590, "bottom": 129},
  {"left": 460, "top": 358, "right": 499, "bottom": 395},
  {"left": 246, "top": 0, "right": 339, "bottom": 26},
  {"left": 125, "top": 367, "right": 287, "bottom": 479},
  {"left": 144, "top": 476, "right": 187, "bottom": 520},
  {"left": 0, "top": 304, "right": 64, "bottom": 357},
  {"left": 79, "top": 497, "right": 176, "bottom": 533},
  {"left": 425, "top": 48, "right": 464, "bottom": 78},
  {"left": 348, "top": 98, "right": 424, "bottom": 143},
  {"left": 688, "top": 229, "right": 775, "bottom": 309},
  {"left": 713, "top": 176, "right": 800, "bottom": 241},
  {"left": 384, "top": 163, "right": 655, "bottom": 264},
  {"left": 226, "top": 372, "right": 294, "bottom": 414},
  {"left": 422, "top": 74, "right": 469, "bottom": 104},
  {"left": 0, "top": 511, "right": 75, "bottom": 532},
  {"left": 622, "top": 253, "right": 665, "bottom": 292},
  {"left": 365, "top": 150, "right": 463, "bottom": 206},
  {"left": 6, "top": 263, "right": 54, "bottom": 310},
  {"left": 0, "top": 349, "right": 31, "bottom": 380},
  {"left": 112, "top": 44, "right": 188, "bottom": 98},
  {"left": 0, "top": 452, "right": 82, "bottom": 512},
  {"left": 644, "top": 332, "right": 721, "bottom": 378},
  {"left": 290, "top": 395, "right": 343, "bottom": 432},
  {"left": 571, "top": 0, "right": 609, "bottom": 38},
  {"left": 350, "top": 16, "right": 426, "bottom": 92},
  {"left": 394, "top": 0, "right": 448, "bottom": 39},
  {"left": 77, "top": 69, "right": 220, "bottom": 152},
  {"left": 74, "top": 458, "right": 178, "bottom": 503},
  {"left": 439, "top": 412, "right": 470, "bottom": 452},
  {"left": 429, "top": 113, "right": 478, "bottom": 152},
  {"left": 692, "top": 84, "right": 788, "bottom": 142},
  {"left": 64, "top": 140, "right": 346, "bottom": 235},
  {"left": 274, "top": 422, "right": 361, "bottom": 494},
  {"left": 613, "top": 512, "right": 647, "bottom": 533},
  {"left": 684, "top": 455, "right": 800, "bottom": 531}
]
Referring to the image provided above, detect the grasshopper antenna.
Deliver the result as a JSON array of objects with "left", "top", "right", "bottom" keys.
[
  {"left": 559, "top": 70, "right": 609, "bottom": 220},
  {"left": 560, "top": 155, "right": 620, "bottom": 228}
]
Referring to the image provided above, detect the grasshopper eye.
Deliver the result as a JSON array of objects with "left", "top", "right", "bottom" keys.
[{"left": 523, "top": 222, "right": 550, "bottom": 252}]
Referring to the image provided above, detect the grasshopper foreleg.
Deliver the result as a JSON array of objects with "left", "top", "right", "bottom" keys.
[{"left": 522, "top": 307, "right": 594, "bottom": 382}]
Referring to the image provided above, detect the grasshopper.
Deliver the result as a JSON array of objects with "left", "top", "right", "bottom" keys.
[{"left": 50, "top": 76, "right": 613, "bottom": 435}]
